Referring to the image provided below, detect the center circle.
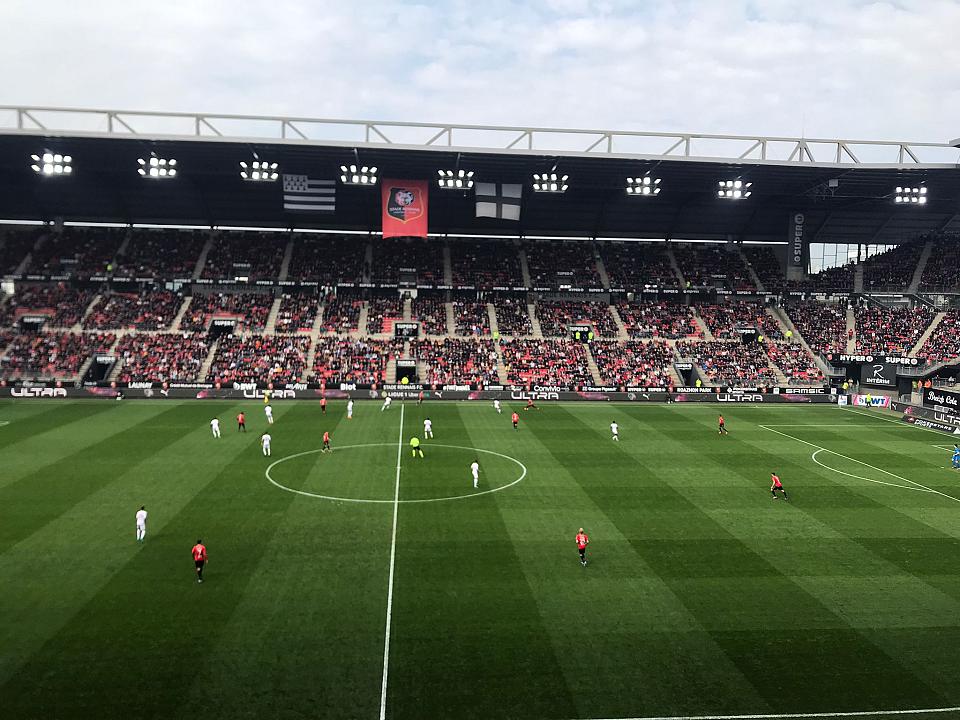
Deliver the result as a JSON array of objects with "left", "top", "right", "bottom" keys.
[{"left": 265, "top": 443, "right": 527, "bottom": 504}]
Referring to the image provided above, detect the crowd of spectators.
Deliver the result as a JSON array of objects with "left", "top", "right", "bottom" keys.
[
  {"left": 320, "top": 295, "right": 362, "bottom": 334},
  {"left": 370, "top": 238, "right": 445, "bottom": 286},
  {"left": 500, "top": 339, "right": 593, "bottom": 386},
  {"left": 783, "top": 301, "right": 848, "bottom": 354},
  {"left": 412, "top": 298, "right": 448, "bottom": 335},
  {"left": 918, "top": 310, "right": 960, "bottom": 364},
  {"left": 855, "top": 305, "right": 933, "bottom": 356},
  {"left": 494, "top": 299, "right": 532, "bottom": 335},
  {"left": 287, "top": 235, "right": 367, "bottom": 284},
  {"left": 616, "top": 302, "right": 701, "bottom": 339},
  {"left": 201, "top": 232, "right": 286, "bottom": 280},
  {"left": 114, "top": 333, "right": 211, "bottom": 383},
  {"left": 765, "top": 342, "right": 824, "bottom": 384},
  {"left": 83, "top": 290, "right": 182, "bottom": 331},
  {"left": 862, "top": 242, "right": 924, "bottom": 292},
  {"left": 450, "top": 240, "right": 524, "bottom": 289},
  {"left": 0, "top": 283, "right": 96, "bottom": 328},
  {"left": 453, "top": 300, "right": 490, "bottom": 336},
  {"left": 677, "top": 340, "right": 777, "bottom": 385},
  {"left": 207, "top": 335, "right": 310, "bottom": 385},
  {"left": 414, "top": 339, "right": 500, "bottom": 385},
  {"left": 591, "top": 340, "right": 676, "bottom": 387},
  {"left": 790, "top": 264, "right": 854, "bottom": 292},
  {"left": 920, "top": 236, "right": 960, "bottom": 291},
  {"left": 115, "top": 230, "right": 205, "bottom": 279},
  {"left": 673, "top": 245, "right": 755, "bottom": 290},
  {"left": 525, "top": 242, "right": 600, "bottom": 288},
  {"left": 366, "top": 297, "right": 403, "bottom": 335},
  {"left": 27, "top": 228, "right": 124, "bottom": 279},
  {"left": 0, "top": 229, "right": 40, "bottom": 275},
  {"left": 180, "top": 293, "right": 273, "bottom": 333},
  {"left": 0, "top": 331, "right": 115, "bottom": 379},
  {"left": 275, "top": 293, "right": 320, "bottom": 333},
  {"left": 310, "top": 338, "right": 401, "bottom": 385},
  {"left": 698, "top": 302, "right": 782, "bottom": 341},
  {"left": 600, "top": 243, "right": 680, "bottom": 288},
  {"left": 742, "top": 246, "right": 785, "bottom": 293},
  {"left": 536, "top": 300, "right": 618, "bottom": 337}
]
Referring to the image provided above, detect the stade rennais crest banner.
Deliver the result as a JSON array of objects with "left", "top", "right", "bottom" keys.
[{"left": 381, "top": 179, "right": 429, "bottom": 238}]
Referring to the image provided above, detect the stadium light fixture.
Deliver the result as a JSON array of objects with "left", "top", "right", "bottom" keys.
[
  {"left": 30, "top": 152, "right": 72, "bottom": 176},
  {"left": 339, "top": 164, "right": 378, "bottom": 185},
  {"left": 626, "top": 176, "right": 661, "bottom": 196},
  {"left": 894, "top": 186, "right": 927, "bottom": 205},
  {"left": 438, "top": 169, "right": 475, "bottom": 189},
  {"left": 717, "top": 179, "right": 752, "bottom": 199},
  {"left": 533, "top": 172, "right": 569, "bottom": 193},
  {"left": 240, "top": 160, "right": 279, "bottom": 182},
  {"left": 138, "top": 155, "right": 177, "bottom": 179}
]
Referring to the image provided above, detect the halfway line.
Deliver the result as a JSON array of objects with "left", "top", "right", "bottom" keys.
[{"left": 380, "top": 402, "right": 404, "bottom": 720}]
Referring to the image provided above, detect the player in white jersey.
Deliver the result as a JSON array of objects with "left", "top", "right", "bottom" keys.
[
  {"left": 493, "top": 399, "right": 502, "bottom": 414},
  {"left": 610, "top": 421, "right": 619, "bottom": 441},
  {"left": 260, "top": 432, "right": 272, "bottom": 456},
  {"left": 423, "top": 417, "right": 433, "bottom": 439},
  {"left": 381, "top": 396, "right": 392, "bottom": 412},
  {"left": 264, "top": 404, "right": 274, "bottom": 425},
  {"left": 347, "top": 399, "right": 354, "bottom": 420},
  {"left": 471, "top": 460, "right": 480, "bottom": 489},
  {"left": 210, "top": 418, "right": 221, "bottom": 438},
  {"left": 135, "top": 506, "right": 148, "bottom": 543}
]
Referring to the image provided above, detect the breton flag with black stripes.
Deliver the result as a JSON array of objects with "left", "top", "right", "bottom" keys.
[
  {"left": 475, "top": 182, "right": 522, "bottom": 221},
  {"left": 282, "top": 175, "right": 336, "bottom": 212}
]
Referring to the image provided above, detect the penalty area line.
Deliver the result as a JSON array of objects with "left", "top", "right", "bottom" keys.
[
  {"left": 380, "top": 402, "right": 404, "bottom": 720},
  {"left": 573, "top": 704, "right": 960, "bottom": 719}
]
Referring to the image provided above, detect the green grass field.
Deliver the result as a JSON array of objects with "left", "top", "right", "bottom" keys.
[{"left": 2, "top": 398, "right": 960, "bottom": 720}]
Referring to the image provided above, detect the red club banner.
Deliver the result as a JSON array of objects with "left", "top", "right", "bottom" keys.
[{"left": 381, "top": 179, "right": 429, "bottom": 238}]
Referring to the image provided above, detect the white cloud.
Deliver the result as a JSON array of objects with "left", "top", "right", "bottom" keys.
[{"left": 1, "top": 0, "right": 959, "bottom": 144}]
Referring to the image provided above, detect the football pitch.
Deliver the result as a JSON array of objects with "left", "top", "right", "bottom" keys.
[{"left": 3, "top": 399, "right": 960, "bottom": 720}]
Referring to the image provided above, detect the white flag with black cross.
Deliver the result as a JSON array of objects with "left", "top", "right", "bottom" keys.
[{"left": 475, "top": 183, "right": 522, "bottom": 221}]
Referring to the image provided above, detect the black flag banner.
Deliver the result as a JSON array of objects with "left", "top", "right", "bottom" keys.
[
  {"left": 283, "top": 175, "right": 336, "bottom": 212},
  {"left": 475, "top": 183, "right": 522, "bottom": 221}
]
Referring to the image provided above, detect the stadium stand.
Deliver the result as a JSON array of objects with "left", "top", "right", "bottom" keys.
[
  {"left": 310, "top": 338, "right": 400, "bottom": 385},
  {"left": 207, "top": 335, "right": 310, "bottom": 385},
  {"left": 201, "top": 232, "right": 286, "bottom": 280},
  {"left": 615, "top": 301, "right": 701, "bottom": 339},
  {"left": 500, "top": 338, "right": 593, "bottom": 386},
  {"left": 494, "top": 299, "right": 532, "bottom": 336},
  {"left": 535, "top": 300, "right": 618, "bottom": 338},
  {"left": 599, "top": 243, "right": 679, "bottom": 288},
  {"left": 920, "top": 236, "right": 960, "bottom": 291},
  {"left": 115, "top": 230, "right": 205, "bottom": 279},
  {"left": 450, "top": 240, "right": 524, "bottom": 289},
  {"left": 674, "top": 245, "right": 755, "bottom": 290},
  {"left": 677, "top": 340, "right": 778, "bottom": 385},
  {"left": 591, "top": 340, "right": 676, "bottom": 387},
  {"left": 783, "top": 301, "right": 848, "bottom": 354},
  {"left": 862, "top": 242, "right": 924, "bottom": 292},
  {"left": 765, "top": 342, "right": 824, "bottom": 384},
  {"left": 415, "top": 339, "right": 500, "bottom": 385},
  {"left": 452, "top": 300, "right": 490, "bottom": 336},
  {"left": 287, "top": 235, "right": 367, "bottom": 284},
  {"left": 115, "top": 333, "right": 211, "bottom": 383},
  {"left": 27, "top": 228, "right": 123, "bottom": 278},
  {"left": 741, "top": 246, "right": 785, "bottom": 293},
  {"left": 524, "top": 242, "right": 600, "bottom": 288},
  {"left": 0, "top": 331, "right": 115, "bottom": 379},
  {"left": 412, "top": 297, "right": 448, "bottom": 336},
  {"left": 275, "top": 293, "right": 320, "bottom": 333},
  {"left": 366, "top": 296, "right": 404, "bottom": 335},
  {"left": 854, "top": 304, "right": 933, "bottom": 356},
  {"left": 371, "top": 238, "right": 444, "bottom": 285},
  {"left": 320, "top": 294, "right": 362, "bottom": 334},
  {"left": 0, "top": 229, "right": 39, "bottom": 275},
  {"left": 697, "top": 302, "right": 782, "bottom": 341},
  {"left": 82, "top": 290, "right": 181, "bottom": 331},
  {"left": 180, "top": 292, "right": 273, "bottom": 333},
  {"left": 918, "top": 310, "right": 960, "bottom": 364},
  {"left": 0, "top": 283, "right": 95, "bottom": 328}
]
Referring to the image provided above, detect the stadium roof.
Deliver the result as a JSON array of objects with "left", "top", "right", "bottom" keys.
[{"left": 1, "top": 106, "right": 959, "bottom": 244}]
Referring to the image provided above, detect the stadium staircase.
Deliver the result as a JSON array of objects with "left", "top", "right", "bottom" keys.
[
  {"left": 486, "top": 304, "right": 500, "bottom": 338},
  {"left": 910, "top": 311, "right": 946, "bottom": 356},
  {"left": 527, "top": 303, "right": 544, "bottom": 338},
  {"left": 192, "top": 234, "right": 214, "bottom": 280},
  {"left": 356, "top": 303, "right": 369, "bottom": 338},
  {"left": 363, "top": 242, "right": 373, "bottom": 283},
  {"left": 608, "top": 305, "right": 629, "bottom": 340},
  {"left": 908, "top": 239, "right": 935, "bottom": 294},
  {"left": 303, "top": 308, "right": 326, "bottom": 374},
  {"left": 445, "top": 302, "right": 456, "bottom": 335},
  {"left": 518, "top": 248, "right": 532, "bottom": 288},
  {"left": 278, "top": 238, "right": 294, "bottom": 281},
  {"left": 846, "top": 306, "right": 856, "bottom": 352},
  {"left": 264, "top": 297, "right": 282, "bottom": 334},
  {"left": 739, "top": 246, "right": 766, "bottom": 291},
  {"left": 442, "top": 245, "right": 453, "bottom": 285},
  {"left": 12, "top": 251, "right": 32, "bottom": 276},
  {"left": 402, "top": 297, "right": 412, "bottom": 322},
  {"left": 385, "top": 357, "right": 397, "bottom": 384},
  {"left": 595, "top": 250, "right": 611, "bottom": 290},
  {"left": 853, "top": 263, "right": 864, "bottom": 293},
  {"left": 691, "top": 308, "right": 715, "bottom": 341},
  {"left": 76, "top": 294, "right": 102, "bottom": 331},
  {"left": 583, "top": 346, "right": 604, "bottom": 385},
  {"left": 492, "top": 341, "right": 510, "bottom": 384},
  {"left": 115, "top": 229, "right": 132, "bottom": 257},
  {"left": 667, "top": 247, "right": 686, "bottom": 286},
  {"left": 169, "top": 296, "right": 192, "bottom": 333},
  {"left": 768, "top": 307, "right": 832, "bottom": 377},
  {"left": 198, "top": 339, "right": 220, "bottom": 381}
]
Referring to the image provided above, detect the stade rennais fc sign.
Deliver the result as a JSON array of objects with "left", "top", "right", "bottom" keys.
[{"left": 382, "top": 179, "right": 429, "bottom": 238}]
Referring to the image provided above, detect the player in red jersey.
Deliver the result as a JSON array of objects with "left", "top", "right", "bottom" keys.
[
  {"left": 770, "top": 472, "right": 788, "bottom": 500},
  {"left": 192, "top": 540, "right": 208, "bottom": 583},
  {"left": 320, "top": 397, "right": 327, "bottom": 415},
  {"left": 511, "top": 411, "right": 519, "bottom": 430},
  {"left": 417, "top": 390, "right": 424, "bottom": 406},
  {"left": 322, "top": 431, "right": 331, "bottom": 453},
  {"left": 237, "top": 412, "right": 246, "bottom": 432},
  {"left": 718, "top": 414, "right": 728, "bottom": 435},
  {"left": 575, "top": 528, "right": 589, "bottom": 566},
  {"left": 524, "top": 397, "right": 539, "bottom": 411}
]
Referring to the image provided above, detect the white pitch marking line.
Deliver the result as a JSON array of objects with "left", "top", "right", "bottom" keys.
[
  {"left": 380, "top": 402, "right": 404, "bottom": 720},
  {"left": 576, "top": 704, "right": 960, "bottom": 719},
  {"left": 811, "top": 449, "right": 935, "bottom": 493},
  {"left": 758, "top": 424, "right": 960, "bottom": 504},
  {"left": 0, "top": 420, "right": 9, "bottom": 427}
]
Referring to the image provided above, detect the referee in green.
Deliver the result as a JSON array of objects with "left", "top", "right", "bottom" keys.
[{"left": 409, "top": 436, "right": 424, "bottom": 458}]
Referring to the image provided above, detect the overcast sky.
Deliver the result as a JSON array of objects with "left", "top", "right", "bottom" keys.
[{"left": 2, "top": 0, "right": 959, "bottom": 143}]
